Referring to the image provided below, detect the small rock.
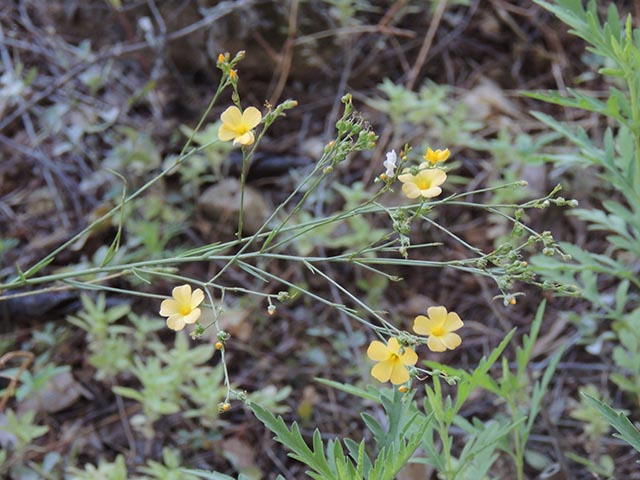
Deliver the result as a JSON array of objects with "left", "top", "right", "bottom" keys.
[{"left": 198, "top": 179, "right": 270, "bottom": 238}]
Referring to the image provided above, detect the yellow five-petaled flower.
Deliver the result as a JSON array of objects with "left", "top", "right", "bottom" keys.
[
  {"left": 159, "top": 284, "right": 205, "bottom": 331},
  {"left": 367, "top": 337, "right": 418, "bottom": 385},
  {"left": 413, "top": 306, "right": 463, "bottom": 352},
  {"left": 398, "top": 163, "right": 447, "bottom": 199},
  {"left": 424, "top": 147, "right": 450, "bottom": 165},
  {"left": 218, "top": 105, "right": 262, "bottom": 146}
]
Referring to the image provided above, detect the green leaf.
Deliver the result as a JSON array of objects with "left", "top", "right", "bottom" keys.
[
  {"left": 368, "top": 413, "right": 431, "bottom": 480},
  {"left": 454, "top": 417, "right": 524, "bottom": 477},
  {"left": 112, "top": 386, "right": 144, "bottom": 402},
  {"left": 250, "top": 402, "right": 337, "bottom": 479},
  {"left": 516, "top": 301, "right": 546, "bottom": 378},
  {"left": 313, "top": 377, "right": 379, "bottom": 402},
  {"left": 523, "top": 89, "right": 627, "bottom": 125},
  {"left": 582, "top": 394, "right": 640, "bottom": 453}
]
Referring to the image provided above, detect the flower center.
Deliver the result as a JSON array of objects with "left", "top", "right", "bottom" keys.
[
  {"left": 415, "top": 175, "right": 432, "bottom": 190},
  {"left": 431, "top": 326, "right": 445, "bottom": 337},
  {"left": 389, "top": 352, "right": 400, "bottom": 362},
  {"left": 235, "top": 124, "right": 249, "bottom": 135},
  {"left": 180, "top": 305, "right": 192, "bottom": 316}
]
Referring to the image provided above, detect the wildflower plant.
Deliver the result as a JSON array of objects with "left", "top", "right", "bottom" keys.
[
  {"left": 217, "top": 105, "right": 262, "bottom": 146},
  {"left": 0, "top": 49, "right": 571, "bottom": 477},
  {"left": 159, "top": 284, "right": 205, "bottom": 331},
  {"left": 526, "top": 0, "right": 640, "bottom": 449},
  {"left": 413, "top": 306, "right": 464, "bottom": 352},
  {"left": 366, "top": 337, "right": 417, "bottom": 385},
  {"left": 398, "top": 163, "right": 447, "bottom": 199}
]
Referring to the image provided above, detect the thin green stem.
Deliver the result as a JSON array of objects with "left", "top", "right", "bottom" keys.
[
  {"left": 237, "top": 150, "right": 249, "bottom": 239},
  {"left": 5, "top": 82, "right": 229, "bottom": 288}
]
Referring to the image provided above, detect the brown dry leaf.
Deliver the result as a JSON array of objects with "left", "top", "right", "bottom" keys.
[
  {"left": 23, "top": 187, "right": 57, "bottom": 217},
  {"left": 400, "top": 294, "right": 439, "bottom": 318},
  {"left": 397, "top": 462, "right": 434, "bottom": 480},
  {"left": 221, "top": 436, "right": 261, "bottom": 479},
  {"left": 199, "top": 306, "right": 253, "bottom": 342},
  {"left": 218, "top": 307, "right": 253, "bottom": 342},
  {"left": 297, "top": 385, "right": 319, "bottom": 424},
  {"left": 198, "top": 178, "right": 270, "bottom": 238},
  {"left": 462, "top": 78, "right": 522, "bottom": 122}
]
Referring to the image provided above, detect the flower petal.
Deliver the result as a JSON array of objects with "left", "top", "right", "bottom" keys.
[
  {"left": 220, "top": 106, "right": 242, "bottom": 127},
  {"left": 400, "top": 347, "right": 418, "bottom": 366},
  {"left": 443, "top": 312, "right": 464, "bottom": 332},
  {"left": 427, "top": 335, "right": 447, "bottom": 352},
  {"left": 367, "top": 340, "right": 390, "bottom": 361},
  {"left": 402, "top": 183, "right": 421, "bottom": 199},
  {"left": 182, "top": 308, "right": 201, "bottom": 325},
  {"left": 427, "top": 306, "right": 447, "bottom": 326},
  {"left": 386, "top": 337, "right": 401, "bottom": 354},
  {"left": 190, "top": 288, "right": 205, "bottom": 309},
  {"left": 413, "top": 315, "right": 433, "bottom": 335},
  {"left": 389, "top": 363, "right": 410, "bottom": 384},
  {"left": 242, "top": 106, "right": 262, "bottom": 129},
  {"left": 385, "top": 150, "right": 397, "bottom": 164},
  {"left": 233, "top": 131, "right": 255, "bottom": 146},
  {"left": 218, "top": 124, "right": 237, "bottom": 141},
  {"left": 429, "top": 169, "right": 447, "bottom": 185},
  {"left": 419, "top": 186, "right": 442, "bottom": 198},
  {"left": 159, "top": 299, "right": 178, "bottom": 317},
  {"left": 440, "top": 332, "right": 462, "bottom": 350},
  {"left": 172, "top": 284, "right": 192, "bottom": 305},
  {"left": 371, "top": 359, "right": 393, "bottom": 383},
  {"left": 397, "top": 172, "right": 413, "bottom": 183},
  {"left": 166, "top": 314, "right": 186, "bottom": 331}
]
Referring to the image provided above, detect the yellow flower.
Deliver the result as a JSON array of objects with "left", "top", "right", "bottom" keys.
[
  {"left": 423, "top": 147, "right": 450, "bottom": 165},
  {"left": 159, "top": 284, "right": 205, "bottom": 331},
  {"left": 217, "top": 106, "right": 262, "bottom": 146},
  {"left": 413, "top": 306, "right": 463, "bottom": 352},
  {"left": 398, "top": 163, "right": 447, "bottom": 199},
  {"left": 366, "top": 337, "right": 418, "bottom": 385}
]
